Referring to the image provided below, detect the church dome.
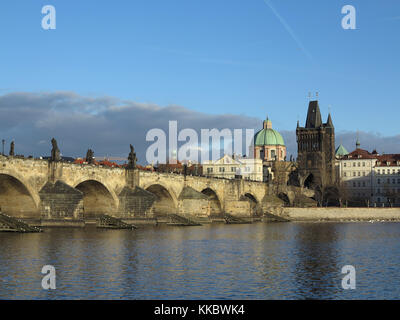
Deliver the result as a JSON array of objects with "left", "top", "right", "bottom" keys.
[{"left": 254, "top": 118, "right": 285, "bottom": 147}]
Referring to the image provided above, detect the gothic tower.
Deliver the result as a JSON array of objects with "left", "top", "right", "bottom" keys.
[{"left": 296, "top": 100, "right": 335, "bottom": 188}]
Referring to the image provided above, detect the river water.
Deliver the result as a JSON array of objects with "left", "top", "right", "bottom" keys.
[{"left": 1, "top": 222, "right": 400, "bottom": 300}]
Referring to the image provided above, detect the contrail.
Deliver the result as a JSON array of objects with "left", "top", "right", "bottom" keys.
[{"left": 263, "top": 0, "right": 313, "bottom": 61}]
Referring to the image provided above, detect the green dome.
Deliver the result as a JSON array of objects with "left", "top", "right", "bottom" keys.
[
  {"left": 254, "top": 128, "right": 285, "bottom": 146},
  {"left": 335, "top": 144, "right": 349, "bottom": 156}
]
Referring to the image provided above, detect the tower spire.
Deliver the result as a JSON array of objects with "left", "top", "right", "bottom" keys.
[
  {"left": 356, "top": 131, "right": 360, "bottom": 149},
  {"left": 305, "top": 100, "right": 322, "bottom": 128}
]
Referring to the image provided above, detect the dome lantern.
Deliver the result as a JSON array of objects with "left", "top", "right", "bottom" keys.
[{"left": 254, "top": 118, "right": 285, "bottom": 147}]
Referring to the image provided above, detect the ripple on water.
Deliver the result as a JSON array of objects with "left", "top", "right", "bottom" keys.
[{"left": 1, "top": 222, "right": 400, "bottom": 299}]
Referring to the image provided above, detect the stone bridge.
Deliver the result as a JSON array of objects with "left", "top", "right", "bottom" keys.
[{"left": 0, "top": 156, "right": 308, "bottom": 225}]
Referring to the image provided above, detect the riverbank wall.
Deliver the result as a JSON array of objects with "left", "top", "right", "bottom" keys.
[{"left": 281, "top": 207, "right": 400, "bottom": 222}]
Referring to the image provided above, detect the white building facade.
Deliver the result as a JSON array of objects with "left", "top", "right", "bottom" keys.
[
  {"left": 336, "top": 142, "right": 400, "bottom": 206},
  {"left": 203, "top": 154, "right": 263, "bottom": 181}
]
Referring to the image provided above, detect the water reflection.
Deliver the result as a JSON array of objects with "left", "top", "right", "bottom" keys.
[
  {"left": 293, "top": 223, "right": 340, "bottom": 299},
  {"left": 1, "top": 222, "right": 400, "bottom": 299}
]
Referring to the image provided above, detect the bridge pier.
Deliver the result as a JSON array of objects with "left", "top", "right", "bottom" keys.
[
  {"left": 125, "top": 168, "right": 140, "bottom": 188},
  {"left": 39, "top": 180, "right": 84, "bottom": 223},
  {"left": 118, "top": 186, "right": 156, "bottom": 219},
  {"left": 177, "top": 187, "right": 210, "bottom": 222},
  {"left": 48, "top": 161, "right": 63, "bottom": 183}
]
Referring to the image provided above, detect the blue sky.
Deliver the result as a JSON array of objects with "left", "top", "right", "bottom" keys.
[{"left": 0, "top": 0, "right": 399, "bottom": 155}]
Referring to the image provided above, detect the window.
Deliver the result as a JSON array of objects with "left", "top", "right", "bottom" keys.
[
  {"left": 378, "top": 179, "right": 380, "bottom": 184},
  {"left": 358, "top": 162, "right": 361, "bottom": 167},
  {"left": 377, "top": 169, "right": 380, "bottom": 174},
  {"left": 344, "top": 163, "right": 347, "bottom": 167},
  {"left": 344, "top": 172, "right": 347, "bottom": 177},
  {"left": 363, "top": 162, "right": 365, "bottom": 167},
  {"left": 363, "top": 172, "right": 366, "bottom": 176},
  {"left": 353, "top": 172, "right": 356, "bottom": 177},
  {"left": 353, "top": 182, "right": 356, "bottom": 187},
  {"left": 362, "top": 182, "right": 366, "bottom": 187},
  {"left": 231, "top": 167, "right": 236, "bottom": 172},
  {"left": 353, "top": 162, "right": 356, "bottom": 167},
  {"left": 358, "top": 172, "right": 361, "bottom": 176}
]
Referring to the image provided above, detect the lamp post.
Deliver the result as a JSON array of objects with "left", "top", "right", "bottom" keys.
[{"left": 1, "top": 139, "right": 4, "bottom": 156}]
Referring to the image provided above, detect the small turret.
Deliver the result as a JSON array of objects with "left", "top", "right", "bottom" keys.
[
  {"left": 262, "top": 116, "right": 272, "bottom": 129},
  {"left": 356, "top": 138, "right": 360, "bottom": 149},
  {"left": 326, "top": 113, "right": 334, "bottom": 128}
]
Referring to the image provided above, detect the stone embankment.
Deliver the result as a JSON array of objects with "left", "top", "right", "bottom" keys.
[{"left": 280, "top": 207, "right": 400, "bottom": 222}]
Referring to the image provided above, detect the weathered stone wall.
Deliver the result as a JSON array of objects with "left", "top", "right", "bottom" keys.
[
  {"left": 283, "top": 207, "right": 400, "bottom": 221},
  {"left": 225, "top": 201, "right": 251, "bottom": 217},
  {"left": 178, "top": 199, "right": 209, "bottom": 217}
]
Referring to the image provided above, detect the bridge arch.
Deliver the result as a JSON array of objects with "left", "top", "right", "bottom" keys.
[
  {"left": 241, "top": 193, "right": 260, "bottom": 216},
  {"left": 73, "top": 179, "right": 118, "bottom": 219},
  {"left": 0, "top": 173, "right": 40, "bottom": 218},
  {"left": 201, "top": 188, "right": 223, "bottom": 217},
  {"left": 144, "top": 183, "right": 178, "bottom": 216},
  {"left": 304, "top": 173, "right": 315, "bottom": 189},
  {"left": 278, "top": 192, "right": 291, "bottom": 206}
]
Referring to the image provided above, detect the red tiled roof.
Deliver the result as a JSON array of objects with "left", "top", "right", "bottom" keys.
[
  {"left": 73, "top": 158, "right": 122, "bottom": 168},
  {"left": 344, "top": 148, "right": 377, "bottom": 159},
  {"left": 376, "top": 154, "right": 400, "bottom": 167}
]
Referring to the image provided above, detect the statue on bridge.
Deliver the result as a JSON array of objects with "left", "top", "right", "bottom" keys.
[
  {"left": 9, "top": 141, "right": 14, "bottom": 156},
  {"left": 86, "top": 149, "right": 95, "bottom": 164},
  {"left": 127, "top": 144, "right": 137, "bottom": 169},
  {"left": 51, "top": 138, "right": 61, "bottom": 162}
]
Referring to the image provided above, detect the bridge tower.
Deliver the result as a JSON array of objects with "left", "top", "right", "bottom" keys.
[{"left": 296, "top": 100, "right": 335, "bottom": 188}]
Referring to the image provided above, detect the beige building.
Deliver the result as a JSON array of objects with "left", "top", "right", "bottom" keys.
[
  {"left": 336, "top": 140, "right": 400, "bottom": 206},
  {"left": 202, "top": 154, "right": 263, "bottom": 181},
  {"left": 374, "top": 155, "right": 400, "bottom": 205}
]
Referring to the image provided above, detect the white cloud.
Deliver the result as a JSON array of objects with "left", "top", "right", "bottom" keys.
[{"left": 0, "top": 91, "right": 398, "bottom": 163}]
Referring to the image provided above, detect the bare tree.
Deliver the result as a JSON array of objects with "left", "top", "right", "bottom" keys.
[{"left": 383, "top": 182, "right": 397, "bottom": 207}]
